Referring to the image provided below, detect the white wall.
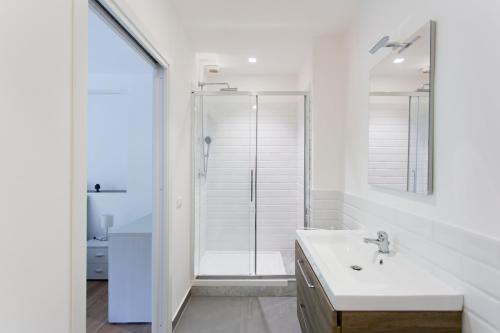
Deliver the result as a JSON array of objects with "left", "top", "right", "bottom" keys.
[
  {"left": 0, "top": 1, "right": 74, "bottom": 332},
  {"left": 297, "top": 35, "right": 347, "bottom": 229},
  {"left": 307, "top": 0, "right": 500, "bottom": 332},
  {"left": 0, "top": 0, "right": 194, "bottom": 331},
  {"left": 343, "top": 0, "right": 500, "bottom": 241},
  {"left": 87, "top": 73, "right": 154, "bottom": 239},
  {"left": 298, "top": 35, "right": 346, "bottom": 191},
  {"left": 87, "top": 84, "right": 129, "bottom": 191}
]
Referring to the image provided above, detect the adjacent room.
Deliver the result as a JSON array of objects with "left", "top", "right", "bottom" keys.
[{"left": 86, "top": 2, "right": 161, "bottom": 332}]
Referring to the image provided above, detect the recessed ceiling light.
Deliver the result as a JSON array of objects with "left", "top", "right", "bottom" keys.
[
  {"left": 248, "top": 57, "right": 257, "bottom": 63},
  {"left": 393, "top": 57, "right": 405, "bottom": 64}
]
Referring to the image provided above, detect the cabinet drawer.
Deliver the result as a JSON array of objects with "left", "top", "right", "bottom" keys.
[
  {"left": 87, "top": 247, "right": 108, "bottom": 264},
  {"left": 87, "top": 263, "right": 108, "bottom": 280},
  {"left": 296, "top": 241, "right": 337, "bottom": 333},
  {"left": 297, "top": 301, "right": 311, "bottom": 333}
]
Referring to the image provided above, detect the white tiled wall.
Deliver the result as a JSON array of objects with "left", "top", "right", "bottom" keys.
[
  {"left": 342, "top": 192, "right": 500, "bottom": 333},
  {"left": 257, "top": 97, "right": 304, "bottom": 252},
  {"left": 200, "top": 96, "right": 305, "bottom": 253},
  {"left": 310, "top": 190, "right": 344, "bottom": 230},
  {"left": 368, "top": 96, "right": 409, "bottom": 191},
  {"left": 203, "top": 98, "right": 254, "bottom": 252}
]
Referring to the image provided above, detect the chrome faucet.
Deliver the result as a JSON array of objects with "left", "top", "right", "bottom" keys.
[{"left": 364, "top": 231, "right": 390, "bottom": 254}]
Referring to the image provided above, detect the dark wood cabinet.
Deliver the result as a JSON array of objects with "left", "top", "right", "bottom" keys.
[{"left": 295, "top": 241, "right": 462, "bottom": 333}]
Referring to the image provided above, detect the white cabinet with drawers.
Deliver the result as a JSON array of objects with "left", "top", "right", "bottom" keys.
[
  {"left": 87, "top": 239, "right": 108, "bottom": 280},
  {"left": 108, "top": 214, "right": 152, "bottom": 323}
]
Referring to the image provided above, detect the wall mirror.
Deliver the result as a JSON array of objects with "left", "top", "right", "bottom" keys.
[{"left": 368, "top": 21, "right": 435, "bottom": 194}]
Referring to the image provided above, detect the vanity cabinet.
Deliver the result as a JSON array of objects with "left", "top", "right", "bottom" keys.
[{"left": 295, "top": 242, "right": 462, "bottom": 333}]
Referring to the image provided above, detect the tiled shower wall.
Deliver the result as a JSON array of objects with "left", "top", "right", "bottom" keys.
[
  {"left": 338, "top": 191, "right": 500, "bottom": 333},
  {"left": 256, "top": 98, "right": 304, "bottom": 252},
  {"left": 203, "top": 99, "right": 254, "bottom": 252},
  {"left": 201, "top": 97, "right": 305, "bottom": 254},
  {"left": 368, "top": 96, "right": 409, "bottom": 191}
]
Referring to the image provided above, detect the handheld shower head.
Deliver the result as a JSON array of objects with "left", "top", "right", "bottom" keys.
[{"left": 202, "top": 136, "right": 212, "bottom": 176}]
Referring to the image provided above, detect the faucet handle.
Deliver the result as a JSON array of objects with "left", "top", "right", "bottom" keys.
[{"left": 377, "top": 231, "right": 388, "bottom": 241}]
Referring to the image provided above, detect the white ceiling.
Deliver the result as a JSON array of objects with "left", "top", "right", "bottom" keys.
[{"left": 171, "top": 0, "right": 359, "bottom": 75}]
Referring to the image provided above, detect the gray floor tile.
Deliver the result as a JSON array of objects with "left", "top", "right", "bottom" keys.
[{"left": 174, "top": 296, "right": 301, "bottom": 333}]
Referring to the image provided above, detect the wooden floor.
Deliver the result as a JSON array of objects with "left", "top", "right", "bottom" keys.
[{"left": 87, "top": 281, "right": 151, "bottom": 333}]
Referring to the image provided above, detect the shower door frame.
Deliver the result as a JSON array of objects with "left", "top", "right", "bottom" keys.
[{"left": 192, "top": 90, "right": 311, "bottom": 279}]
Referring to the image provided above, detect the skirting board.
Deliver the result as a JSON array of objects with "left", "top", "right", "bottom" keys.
[{"left": 172, "top": 289, "right": 192, "bottom": 330}]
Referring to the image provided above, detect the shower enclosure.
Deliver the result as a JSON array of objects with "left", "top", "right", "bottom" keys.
[{"left": 193, "top": 91, "right": 310, "bottom": 277}]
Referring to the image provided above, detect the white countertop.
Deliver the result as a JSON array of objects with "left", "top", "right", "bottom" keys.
[
  {"left": 296, "top": 229, "right": 463, "bottom": 311},
  {"left": 109, "top": 214, "right": 152, "bottom": 234}
]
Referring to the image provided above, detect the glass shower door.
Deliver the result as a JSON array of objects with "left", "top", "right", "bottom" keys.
[
  {"left": 195, "top": 95, "right": 257, "bottom": 276},
  {"left": 255, "top": 95, "right": 305, "bottom": 276}
]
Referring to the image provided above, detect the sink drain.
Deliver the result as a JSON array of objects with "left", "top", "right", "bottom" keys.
[{"left": 350, "top": 265, "right": 363, "bottom": 271}]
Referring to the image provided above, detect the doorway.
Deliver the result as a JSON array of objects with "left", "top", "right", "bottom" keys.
[{"left": 86, "top": 1, "right": 166, "bottom": 332}]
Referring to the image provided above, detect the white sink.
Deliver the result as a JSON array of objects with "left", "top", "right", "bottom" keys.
[{"left": 296, "top": 229, "right": 463, "bottom": 311}]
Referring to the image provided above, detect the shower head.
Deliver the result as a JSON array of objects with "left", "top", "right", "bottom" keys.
[
  {"left": 220, "top": 87, "right": 238, "bottom": 92},
  {"left": 202, "top": 136, "right": 212, "bottom": 175}
]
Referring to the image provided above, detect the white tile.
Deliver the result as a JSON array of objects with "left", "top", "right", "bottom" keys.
[
  {"left": 311, "top": 190, "right": 343, "bottom": 200},
  {"left": 312, "top": 210, "right": 342, "bottom": 220},
  {"left": 343, "top": 193, "right": 500, "bottom": 331},
  {"left": 462, "top": 257, "right": 500, "bottom": 300},
  {"left": 312, "top": 199, "right": 341, "bottom": 210},
  {"left": 462, "top": 284, "right": 500, "bottom": 329},
  {"left": 433, "top": 222, "right": 500, "bottom": 269},
  {"left": 462, "top": 310, "right": 498, "bottom": 333},
  {"left": 399, "top": 234, "right": 463, "bottom": 278},
  {"left": 342, "top": 215, "right": 363, "bottom": 230}
]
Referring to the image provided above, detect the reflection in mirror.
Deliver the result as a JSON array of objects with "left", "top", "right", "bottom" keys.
[{"left": 368, "top": 21, "right": 435, "bottom": 194}]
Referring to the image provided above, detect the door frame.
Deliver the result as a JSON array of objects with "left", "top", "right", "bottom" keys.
[
  {"left": 71, "top": 1, "right": 171, "bottom": 332},
  {"left": 191, "top": 91, "right": 311, "bottom": 279}
]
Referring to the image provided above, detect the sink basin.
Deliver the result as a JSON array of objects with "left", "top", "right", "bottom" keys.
[{"left": 296, "top": 229, "right": 463, "bottom": 311}]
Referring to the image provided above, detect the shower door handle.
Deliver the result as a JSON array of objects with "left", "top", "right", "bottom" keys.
[{"left": 250, "top": 169, "right": 254, "bottom": 202}]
